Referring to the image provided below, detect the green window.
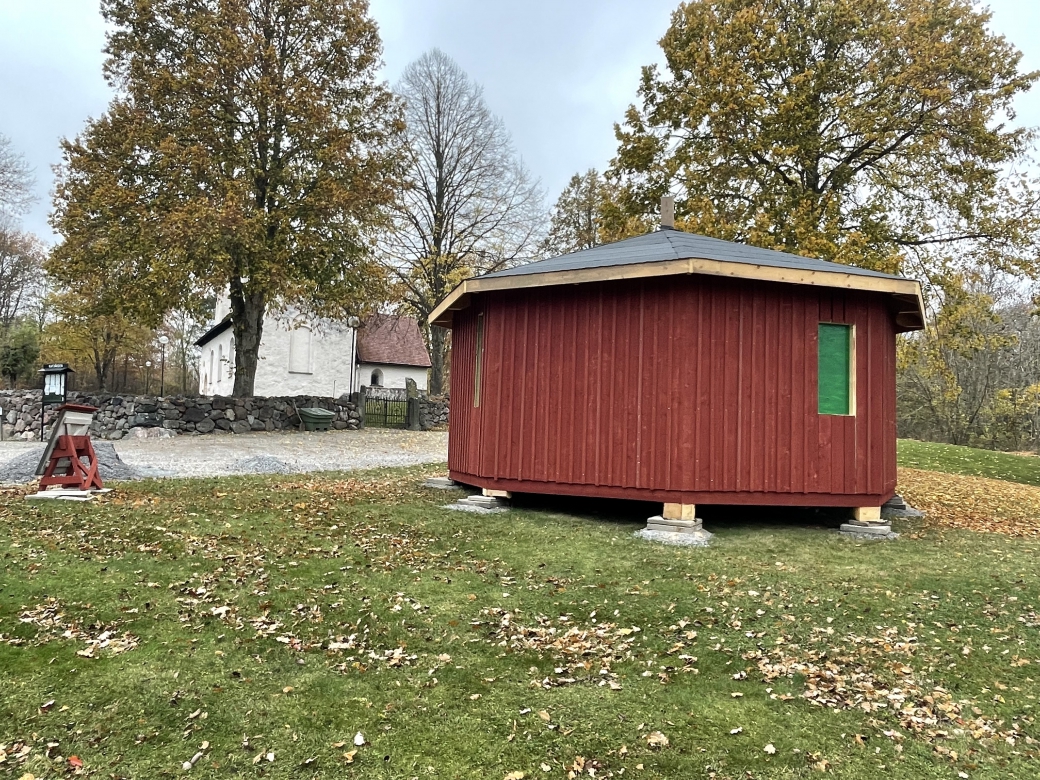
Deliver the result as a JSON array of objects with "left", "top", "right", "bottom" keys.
[{"left": 818, "top": 323, "right": 853, "bottom": 415}]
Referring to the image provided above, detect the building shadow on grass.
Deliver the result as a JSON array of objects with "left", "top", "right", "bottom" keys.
[{"left": 506, "top": 492, "right": 851, "bottom": 533}]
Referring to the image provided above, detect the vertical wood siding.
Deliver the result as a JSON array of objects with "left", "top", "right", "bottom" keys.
[{"left": 449, "top": 275, "right": 898, "bottom": 506}]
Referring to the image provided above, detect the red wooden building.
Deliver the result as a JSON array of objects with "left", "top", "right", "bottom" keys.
[{"left": 430, "top": 222, "right": 923, "bottom": 526}]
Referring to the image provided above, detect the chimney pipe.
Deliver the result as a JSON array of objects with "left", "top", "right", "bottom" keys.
[{"left": 660, "top": 195, "right": 675, "bottom": 230}]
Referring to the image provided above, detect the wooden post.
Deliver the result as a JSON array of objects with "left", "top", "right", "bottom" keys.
[
  {"left": 663, "top": 502, "right": 696, "bottom": 521},
  {"left": 660, "top": 195, "right": 675, "bottom": 229},
  {"left": 852, "top": 506, "right": 882, "bottom": 523}
]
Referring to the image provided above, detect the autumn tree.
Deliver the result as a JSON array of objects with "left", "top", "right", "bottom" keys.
[
  {"left": 540, "top": 169, "right": 609, "bottom": 256},
  {"left": 610, "top": 0, "right": 1040, "bottom": 274},
  {"left": 897, "top": 272, "right": 1018, "bottom": 445},
  {"left": 0, "top": 229, "right": 45, "bottom": 334},
  {"left": 387, "top": 49, "right": 544, "bottom": 394},
  {"left": 160, "top": 309, "right": 207, "bottom": 394},
  {"left": 0, "top": 133, "right": 34, "bottom": 219},
  {"left": 43, "top": 287, "right": 151, "bottom": 392},
  {"left": 49, "top": 0, "right": 405, "bottom": 396},
  {"left": 0, "top": 323, "right": 39, "bottom": 388}
]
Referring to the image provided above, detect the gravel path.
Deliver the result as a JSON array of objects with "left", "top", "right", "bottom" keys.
[{"left": 0, "top": 429, "right": 448, "bottom": 482}]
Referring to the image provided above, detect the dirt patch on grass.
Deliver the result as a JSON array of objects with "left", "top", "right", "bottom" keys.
[{"left": 898, "top": 467, "right": 1040, "bottom": 538}]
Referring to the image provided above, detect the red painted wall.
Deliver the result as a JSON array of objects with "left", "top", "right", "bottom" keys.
[{"left": 448, "top": 274, "right": 898, "bottom": 507}]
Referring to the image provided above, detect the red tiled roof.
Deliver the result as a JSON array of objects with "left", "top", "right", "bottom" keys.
[{"left": 357, "top": 314, "right": 432, "bottom": 368}]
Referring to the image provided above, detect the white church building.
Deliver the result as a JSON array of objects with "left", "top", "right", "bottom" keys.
[{"left": 196, "top": 298, "right": 430, "bottom": 397}]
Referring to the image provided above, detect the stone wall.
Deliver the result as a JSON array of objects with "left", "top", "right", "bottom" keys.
[
  {"left": 0, "top": 390, "right": 360, "bottom": 441},
  {"left": 419, "top": 394, "right": 449, "bottom": 430}
]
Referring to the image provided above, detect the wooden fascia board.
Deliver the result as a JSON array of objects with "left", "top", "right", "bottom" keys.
[
  {"left": 429, "top": 283, "right": 472, "bottom": 328},
  {"left": 428, "top": 256, "right": 925, "bottom": 330}
]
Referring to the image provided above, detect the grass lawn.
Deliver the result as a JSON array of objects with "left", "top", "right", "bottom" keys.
[
  {"left": 2, "top": 465, "right": 1039, "bottom": 779},
  {"left": 898, "top": 439, "right": 1040, "bottom": 487}
]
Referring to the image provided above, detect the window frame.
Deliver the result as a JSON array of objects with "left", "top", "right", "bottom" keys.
[
  {"left": 287, "top": 325, "right": 313, "bottom": 375},
  {"left": 817, "top": 322, "right": 856, "bottom": 417}
]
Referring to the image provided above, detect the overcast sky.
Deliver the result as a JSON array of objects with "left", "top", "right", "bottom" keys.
[{"left": 1, "top": 0, "right": 1037, "bottom": 241}]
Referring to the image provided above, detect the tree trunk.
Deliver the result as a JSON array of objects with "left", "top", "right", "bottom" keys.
[
  {"left": 429, "top": 324, "right": 448, "bottom": 395},
  {"left": 92, "top": 343, "right": 106, "bottom": 391},
  {"left": 230, "top": 283, "right": 265, "bottom": 397}
]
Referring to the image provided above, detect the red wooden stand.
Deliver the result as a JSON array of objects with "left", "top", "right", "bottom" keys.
[{"left": 39, "top": 435, "right": 104, "bottom": 491}]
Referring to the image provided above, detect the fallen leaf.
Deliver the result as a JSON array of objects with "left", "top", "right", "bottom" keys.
[
  {"left": 504, "top": 772, "right": 525, "bottom": 780},
  {"left": 764, "top": 743, "right": 777, "bottom": 754},
  {"left": 540, "top": 763, "right": 552, "bottom": 772},
  {"left": 646, "top": 731, "right": 669, "bottom": 748},
  {"left": 68, "top": 756, "right": 83, "bottom": 769},
  {"left": 343, "top": 749, "right": 358, "bottom": 763},
  {"left": 538, "top": 710, "right": 551, "bottom": 722},
  {"left": 730, "top": 727, "right": 743, "bottom": 735}
]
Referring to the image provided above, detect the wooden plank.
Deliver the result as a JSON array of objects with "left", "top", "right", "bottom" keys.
[
  {"left": 429, "top": 256, "right": 926, "bottom": 329},
  {"left": 447, "top": 275, "right": 900, "bottom": 507},
  {"left": 777, "top": 292, "right": 793, "bottom": 492},
  {"left": 694, "top": 282, "right": 710, "bottom": 490}
]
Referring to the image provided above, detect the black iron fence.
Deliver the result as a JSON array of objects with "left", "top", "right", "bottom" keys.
[{"left": 364, "top": 396, "right": 409, "bottom": 428}]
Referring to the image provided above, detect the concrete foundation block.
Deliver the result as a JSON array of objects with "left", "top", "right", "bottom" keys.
[
  {"left": 881, "top": 501, "right": 925, "bottom": 520},
  {"left": 444, "top": 494, "right": 509, "bottom": 514},
  {"left": 446, "top": 494, "right": 510, "bottom": 512},
  {"left": 645, "top": 515, "right": 704, "bottom": 534},
  {"left": 839, "top": 521, "right": 899, "bottom": 540},
  {"left": 636, "top": 527, "right": 714, "bottom": 547},
  {"left": 639, "top": 515, "right": 712, "bottom": 546},
  {"left": 882, "top": 494, "right": 907, "bottom": 511},
  {"left": 465, "top": 494, "right": 508, "bottom": 508},
  {"left": 424, "top": 477, "right": 458, "bottom": 490}
]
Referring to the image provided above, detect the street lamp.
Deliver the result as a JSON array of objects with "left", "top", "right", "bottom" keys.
[
  {"left": 347, "top": 316, "right": 361, "bottom": 395},
  {"left": 145, "top": 360, "right": 152, "bottom": 395},
  {"left": 158, "top": 335, "right": 169, "bottom": 396}
]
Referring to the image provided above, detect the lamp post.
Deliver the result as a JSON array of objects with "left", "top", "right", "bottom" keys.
[
  {"left": 145, "top": 360, "right": 152, "bottom": 395},
  {"left": 347, "top": 316, "right": 360, "bottom": 395},
  {"left": 158, "top": 335, "right": 169, "bottom": 397}
]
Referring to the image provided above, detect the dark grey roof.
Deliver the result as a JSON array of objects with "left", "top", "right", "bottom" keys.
[
  {"left": 195, "top": 315, "right": 232, "bottom": 347},
  {"left": 480, "top": 228, "right": 908, "bottom": 282}
]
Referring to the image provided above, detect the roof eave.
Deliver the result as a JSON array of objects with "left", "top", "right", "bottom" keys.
[
  {"left": 429, "top": 257, "right": 925, "bottom": 331},
  {"left": 358, "top": 359, "right": 433, "bottom": 369},
  {"left": 195, "top": 316, "right": 233, "bottom": 347}
]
